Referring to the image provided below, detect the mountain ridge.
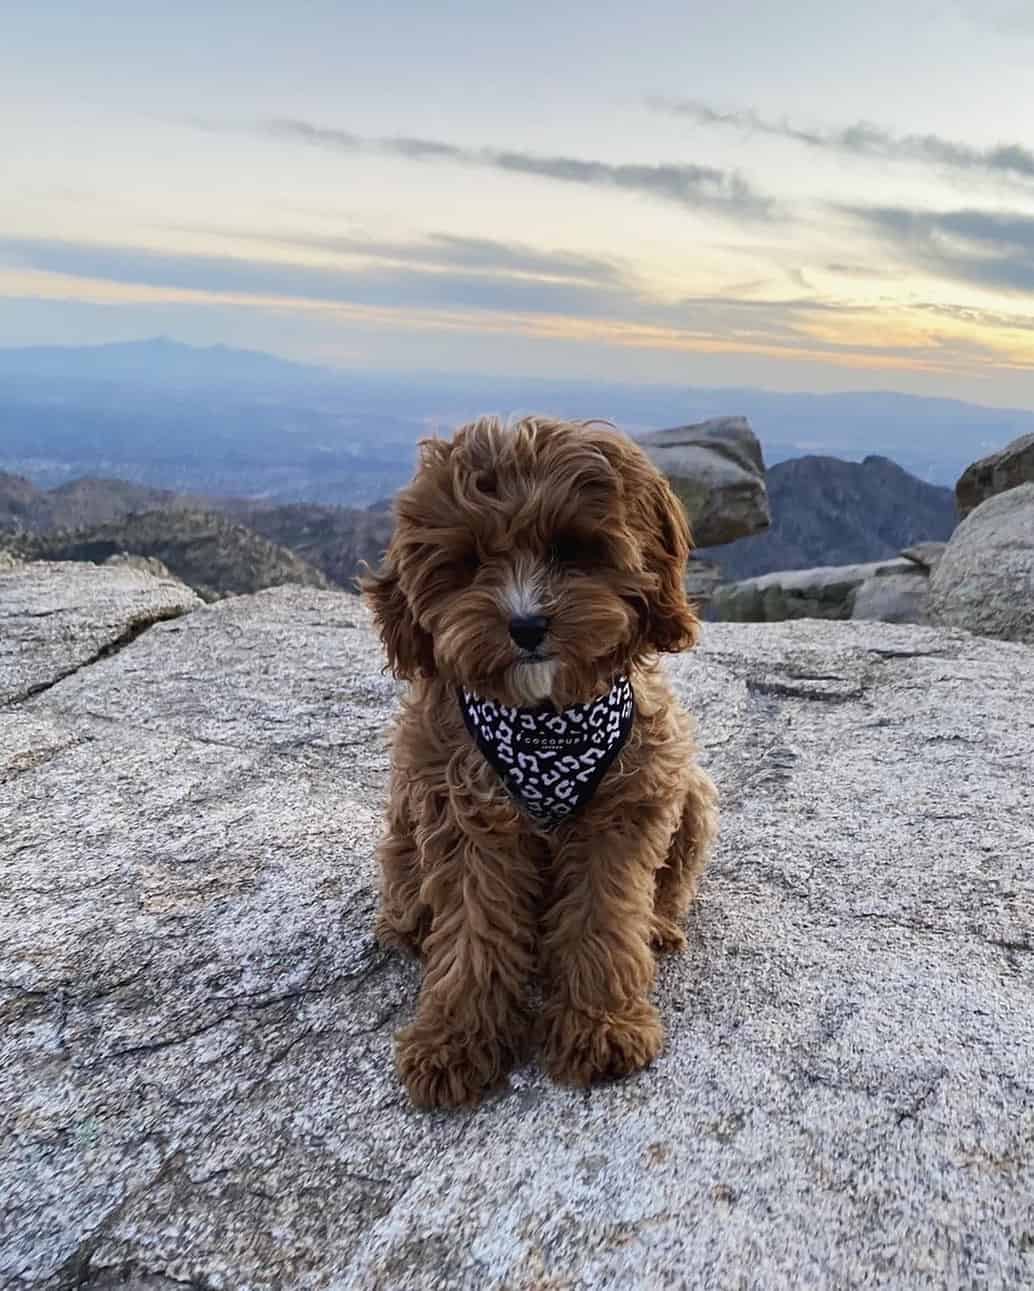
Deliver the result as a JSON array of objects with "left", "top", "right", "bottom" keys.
[
  {"left": 3, "top": 449, "right": 958, "bottom": 594},
  {"left": 698, "top": 453, "right": 957, "bottom": 581},
  {"left": 4, "top": 338, "right": 1034, "bottom": 494},
  {"left": 5, "top": 506, "right": 333, "bottom": 602}
]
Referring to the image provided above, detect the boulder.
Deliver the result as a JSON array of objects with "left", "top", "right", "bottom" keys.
[
  {"left": 0, "top": 560, "right": 201, "bottom": 705},
  {"left": 712, "top": 557, "right": 914, "bottom": 623},
  {"left": 684, "top": 557, "right": 723, "bottom": 609},
  {"left": 956, "top": 432, "right": 1034, "bottom": 518},
  {"left": 639, "top": 417, "right": 770, "bottom": 547},
  {"left": 927, "top": 482, "right": 1034, "bottom": 645},
  {"left": 3, "top": 569, "right": 1033, "bottom": 1289},
  {"left": 850, "top": 569, "right": 930, "bottom": 624}
]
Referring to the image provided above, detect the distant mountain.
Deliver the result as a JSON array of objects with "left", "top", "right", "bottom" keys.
[
  {"left": 0, "top": 472, "right": 46, "bottom": 531},
  {"left": 0, "top": 337, "right": 1023, "bottom": 594},
  {"left": 0, "top": 472, "right": 192, "bottom": 533},
  {"left": 44, "top": 477, "right": 190, "bottom": 529},
  {"left": 218, "top": 501, "right": 393, "bottom": 591},
  {"left": 698, "top": 455, "right": 958, "bottom": 581},
  {"left": 0, "top": 339, "right": 423, "bottom": 504},
  {"left": 3, "top": 338, "right": 1034, "bottom": 500},
  {"left": 0, "top": 472, "right": 392, "bottom": 596},
  {"left": 2, "top": 452, "right": 958, "bottom": 595},
  {"left": 12, "top": 509, "right": 333, "bottom": 602},
  {"left": 0, "top": 337, "right": 324, "bottom": 392}
]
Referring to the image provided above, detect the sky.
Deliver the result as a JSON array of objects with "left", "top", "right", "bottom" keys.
[{"left": 4, "top": 0, "right": 1034, "bottom": 403}]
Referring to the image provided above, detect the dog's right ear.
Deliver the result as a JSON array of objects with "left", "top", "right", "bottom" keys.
[{"left": 359, "top": 554, "right": 436, "bottom": 680}]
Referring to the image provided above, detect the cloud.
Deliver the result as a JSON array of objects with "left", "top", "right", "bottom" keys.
[
  {"left": 5, "top": 236, "right": 844, "bottom": 345},
  {"left": 842, "top": 204, "right": 1034, "bottom": 293},
  {"left": 913, "top": 299, "right": 1034, "bottom": 334},
  {"left": 826, "top": 263, "right": 906, "bottom": 280},
  {"left": 6, "top": 233, "right": 1028, "bottom": 377},
  {"left": 650, "top": 97, "right": 1034, "bottom": 184},
  {"left": 255, "top": 117, "right": 774, "bottom": 221},
  {"left": 177, "top": 227, "right": 624, "bottom": 286},
  {"left": 0, "top": 235, "right": 644, "bottom": 320},
  {"left": 0, "top": 234, "right": 860, "bottom": 348}
]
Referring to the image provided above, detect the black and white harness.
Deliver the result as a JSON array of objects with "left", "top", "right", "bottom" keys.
[{"left": 458, "top": 677, "right": 635, "bottom": 829}]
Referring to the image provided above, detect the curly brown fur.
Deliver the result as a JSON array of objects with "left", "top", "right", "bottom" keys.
[{"left": 362, "top": 416, "right": 718, "bottom": 1108}]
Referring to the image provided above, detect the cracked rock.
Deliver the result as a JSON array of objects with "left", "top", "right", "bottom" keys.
[
  {"left": 2, "top": 573, "right": 1033, "bottom": 1290},
  {"left": 0, "top": 561, "right": 202, "bottom": 705}
]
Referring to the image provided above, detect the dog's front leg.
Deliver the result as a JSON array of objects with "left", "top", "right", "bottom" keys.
[
  {"left": 540, "top": 804, "right": 675, "bottom": 1087},
  {"left": 394, "top": 821, "right": 539, "bottom": 1109},
  {"left": 374, "top": 783, "right": 431, "bottom": 957}
]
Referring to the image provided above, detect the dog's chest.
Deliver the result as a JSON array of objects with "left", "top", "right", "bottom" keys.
[{"left": 459, "top": 678, "right": 635, "bottom": 828}]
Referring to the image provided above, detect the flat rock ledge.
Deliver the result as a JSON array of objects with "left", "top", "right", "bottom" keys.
[
  {"left": 0, "top": 561, "right": 201, "bottom": 705},
  {"left": 2, "top": 571, "right": 1033, "bottom": 1291}
]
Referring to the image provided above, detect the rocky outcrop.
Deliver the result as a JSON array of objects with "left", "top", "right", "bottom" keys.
[
  {"left": 712, "top": 557, "right": 920, "bottom": 623},
  {"left": 638, "top": 417, "right": 770, "bottom": 547},
  {"left": 103, "top": 552, "right": 179, "bottom": 580},
  {"left": 927, "top": 483, "right": 1034, "bottom": 645},
  {"left": 713, "top": 543, "right": 953, "bottom": 626},
  {"left": 955, "top": 432, "right": 1034, "bottom": 518},
  {"left": 3, "top": 568, "right": 1033, "bottom": 1289},
  {"left": 900, "top": 541, "right": 947, "bottom": 570}
]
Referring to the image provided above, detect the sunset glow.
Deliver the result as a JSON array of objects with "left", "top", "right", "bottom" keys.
[{"left": 4, "top": 0, "right": 1034, "bottom": 403}]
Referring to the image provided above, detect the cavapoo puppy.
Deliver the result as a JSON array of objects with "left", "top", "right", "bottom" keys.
[{"left": 362, "top": 415, "right": 718, "bottom": 1108}]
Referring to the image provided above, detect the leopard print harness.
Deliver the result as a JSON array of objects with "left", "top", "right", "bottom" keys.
[{"left": 458, "top": 677, "right": 635, "bottom": 829}]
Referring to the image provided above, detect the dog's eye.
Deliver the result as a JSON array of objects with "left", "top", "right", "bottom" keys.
[{"left": 550, "top": 534, "right": 605, "bottom": 568}]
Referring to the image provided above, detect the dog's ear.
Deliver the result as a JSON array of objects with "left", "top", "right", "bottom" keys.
[
  {"left": 636, "top": 461, "right": 700, "bottom": 654},
  {"left": 359, "top": 552, "right": 436, "bottom": 680}
]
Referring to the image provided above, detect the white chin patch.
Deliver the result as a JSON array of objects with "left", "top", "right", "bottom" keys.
[{"left": 512, "top": 658, "right": 557, "bottom": 704}]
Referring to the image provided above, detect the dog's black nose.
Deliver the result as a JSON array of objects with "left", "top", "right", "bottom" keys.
[{"left": 509, "top": 614, "right": 550, "bottom": 651}]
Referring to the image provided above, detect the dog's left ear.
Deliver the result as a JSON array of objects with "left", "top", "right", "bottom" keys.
[
  {"left": 636, "top": 462, "right": 700, "bottom": 654},
  {"left": 359, "top": 553, "right": 436, "bottom": 680}
]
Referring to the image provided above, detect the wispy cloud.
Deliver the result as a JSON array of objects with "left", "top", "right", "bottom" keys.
[
  {"left": 842, "top": 205, "right": 1034, "bottom": 293},
  {"left": 176, "top": 227, "right": 624, "bottom": 286},
  {"left": 0, "top": 235, "right": 642, "bottom": 320},
  {"left": 4, "top": 232, "right": 1021, "bottom": 376},
  {"left": 913, "top": 298, "right": 1034, "bottom": 335},
  {"left": 650, "top": 97, "right": 1034, "bottom": 184},
  {"left": 826, "top": 262, "right": 907, "bottom": 280},
  {"left": 4, "top": 236, "right": 834, "bottom": 340},
  {"left": 244, "top": 117, "right": 776, "bottom": 221}
]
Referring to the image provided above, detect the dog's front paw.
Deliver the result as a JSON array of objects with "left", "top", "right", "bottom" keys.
[
  {"left": 541, "top": 1000, "right": 664, "bottom": 1087},
  {"left": 395, "top": 1021, "right": 514, "bottom": 1109},
  {"left": 650, "top": 916, "right": 687, "bottom": 955}
]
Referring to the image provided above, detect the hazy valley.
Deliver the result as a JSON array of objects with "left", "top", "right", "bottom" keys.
[{"left": 0, "top": 337, "right": 1013, "bottom": 600}]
